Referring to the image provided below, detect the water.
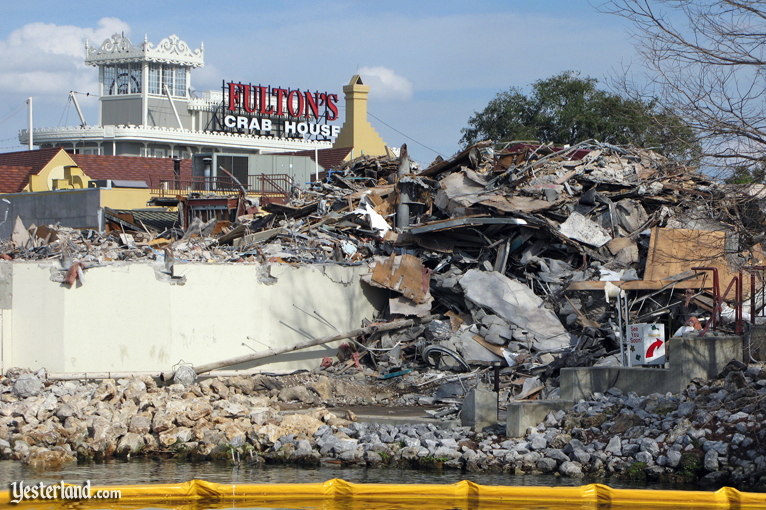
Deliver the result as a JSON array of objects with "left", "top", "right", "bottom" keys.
[
  {"left": 0, "top": 458, "right": 691, "bottom": 488},
  {"left": 0, "top": 460, "right": 718, "bottom": 510}
]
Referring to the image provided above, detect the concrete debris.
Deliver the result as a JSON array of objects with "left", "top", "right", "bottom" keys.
[
  {"left": 559, "top": 212, "right": 612, "bottom": 247},
  {"left": 459, "top": 269, "right": 570, "bottom": 352},
  {"left": 2, "top": 140, "right": 764, "bottom": 417},
  {"left": 12, "top": 373, "right": 43, "bottom": 398}
]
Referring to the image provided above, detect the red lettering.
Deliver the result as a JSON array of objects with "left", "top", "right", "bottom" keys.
[
  {"left": 325, "top": 93, "right": 339, "bottom": 121},
  {"left": 242, "top": 85, "right": 257, "bottom": 113},
  {"left": 273, "top": 88, "right": 288, "bottom": 116},
  {"left": 226, "top": 81, "right": 339, "bottom": 120},
  {"left": 304, "top": 91, "right": 320, "bottom": 120},
  {"left": 227, "top": 82, "right": 245, "bottom": 112},
  {"left": 258, "top": 86, "right": 274, "bottom": 115},
  {"left": 287, "top": 90, "right": 304, "bottom": 117}
]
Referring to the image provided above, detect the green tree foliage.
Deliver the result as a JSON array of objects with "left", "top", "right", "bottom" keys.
[
  {"left": 460, "top": 71, "right": 699, "bottom": 162},
  {"left": 725, "top": 163, "right": 766, "bottom": 185}
]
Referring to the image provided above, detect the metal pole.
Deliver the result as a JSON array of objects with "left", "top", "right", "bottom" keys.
[
  {"left": 396, "top": 144, "right": 410, "bottom": 230},
  {"left": 314, "top": 146, "right": 319, "bottom": 181},
  {"left": 617, "top": 291, "right": 625, "bottom": 367},
  {"left": 163, "top": 84, "right": 184, "bottom": 130},
  {"left": 70, "top": 92, "right": 87, "bottom": 127},
  {"left": 161, "top": 314, "right": 437, "bottom": 381},
  {"left": 26, "top": 97, "right": 33, "bottom": 150},
  {"left": 625, "top": 292, "right": 633, "bottom": 367}
]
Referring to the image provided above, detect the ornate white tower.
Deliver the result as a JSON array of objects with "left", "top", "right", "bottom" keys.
[
  {"left": 20, "top": 33, "right": 334, "bottom": 157},
  {"left": 85, "top": 33, "right": 204, "bottom": 130}
]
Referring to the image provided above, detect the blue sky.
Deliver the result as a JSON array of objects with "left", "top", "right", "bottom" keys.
[{"left": 0, "top": 1, "right": 640, "bottom": 165}]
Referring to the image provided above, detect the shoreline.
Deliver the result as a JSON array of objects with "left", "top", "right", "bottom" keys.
[{"left": 1, "top": 362, "right": 765, "bottom": 491}]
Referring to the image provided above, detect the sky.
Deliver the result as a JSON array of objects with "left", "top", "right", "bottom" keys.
[{"left": 0, "top": 1, "right": 641, "bottom": 166}]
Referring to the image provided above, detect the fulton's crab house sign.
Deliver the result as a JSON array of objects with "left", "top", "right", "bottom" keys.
[{"left": 220, "top": 81, "right": 341, "bottom": 139}]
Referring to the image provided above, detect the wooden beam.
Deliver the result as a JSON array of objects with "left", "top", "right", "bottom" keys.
[{"left": 566, "top": 279, "right": 710, "bottom": 291}]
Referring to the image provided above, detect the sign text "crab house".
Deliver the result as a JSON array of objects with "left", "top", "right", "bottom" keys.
[{"left": 222, "top": 81, "right": 340, "bottom": 140}]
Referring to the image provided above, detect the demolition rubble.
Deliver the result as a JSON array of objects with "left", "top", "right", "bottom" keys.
[
  {"left": 1, "top": 140, "right": 764, "bottom": 486},
  {"left": 2, "top": 141, "right": 758, "bottom": 381}
]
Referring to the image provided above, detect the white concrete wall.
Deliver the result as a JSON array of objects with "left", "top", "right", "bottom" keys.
[{"left": 0, "top": 261, "right": 384, "bottom": 374}]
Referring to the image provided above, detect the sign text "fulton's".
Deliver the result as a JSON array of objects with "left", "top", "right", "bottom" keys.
[{"left": 224, "top": 82, "right": 340, "bottom": 139}]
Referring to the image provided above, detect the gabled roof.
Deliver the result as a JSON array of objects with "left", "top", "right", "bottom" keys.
[
  {"left": 280, "top": 147, "right": 352, "bottom": 171},
  {"left": 0, "top": 166, "right": 35, "bottom": 193},
  {"left": 70, "top": 153, "right": 193, "bottom": 185},
  {"left": 0, "top": 148, "right": 68, "bottom": 192}
]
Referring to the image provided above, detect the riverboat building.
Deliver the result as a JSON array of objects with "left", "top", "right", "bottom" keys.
[{"left": 17, "top": 33, "right": 389, "bottom": 161}]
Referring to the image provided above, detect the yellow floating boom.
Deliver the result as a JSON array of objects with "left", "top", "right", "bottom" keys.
[{"left": 1, "top": 479, "right": 765, "bottom": 509}]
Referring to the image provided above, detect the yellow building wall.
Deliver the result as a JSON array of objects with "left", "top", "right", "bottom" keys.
[
  {"left": 18, "top": 149, "right": 162, "bottom": 210},
  {"left": 100, "top": 188, "right": 158, "bottom": 209},
  {"left": 26, "top": 150, "right": 85, "bottom": 192},
  {"left": 332, "top": 75, "right": 388, "bottom": 157}
]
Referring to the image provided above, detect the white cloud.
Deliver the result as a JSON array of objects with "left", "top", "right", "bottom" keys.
[
  {"left": 0, "top": 17, "right": 130, "bottom": 95},
  {"left": 358, "top": 66, "right": 413, "bottom": 101}
]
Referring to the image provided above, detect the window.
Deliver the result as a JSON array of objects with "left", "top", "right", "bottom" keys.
[
  {"left": 129, "top": 65, "right": 142, "bottom": 93},
  {"left": 115, "top": 66, "right": 130, "bottom": 94},
  {"left": 102, "top": 66, "right": 115, "bottom": 95},
  {"left": 161, "top": 66, "right": 174, "bottom": 96},
  {"left": 148, "top": 65, "right": 160, "bottom": 95},
  {"left": 174, "top": 68, "right": 186, "bottom": 97},
  {"left": 102, "top": 64, "right": 141, "bottom": 95},
  {"left": 143, "top": 65, "right": 187, "bottom": 97}
]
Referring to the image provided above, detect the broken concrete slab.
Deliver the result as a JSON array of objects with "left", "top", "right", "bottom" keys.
[
  {"left": 559, "top": 212, "right": 612, "bottom": 248},
  {"left": 434, "top": 171, "right": 482, "bottom": 215},
  {"left": 459, "top": 269, "right": 571, "bottom": 352},
  {"left": 389, "top": 294, "right": 433, "bottom": 317},
  {"left": 461, "top": 386, "right": 497, "bottom": 432},
  {"left": 506, "top": 400, "right": 574, "bottom": 437},
  {"left": 483, "top": 323, "right": 512, "bottom": 346},
  {"left": 454, "top": 328, "right": 503, "bottom": 364},
  {"left": 614, "top": 199, "right": 649, "bottom": 233},
  {"left": 11, "top": 217, "right": 29, "bottom": 247}
]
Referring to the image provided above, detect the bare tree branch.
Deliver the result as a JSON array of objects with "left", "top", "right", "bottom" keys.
[{"left": 604, "top": 0, "right": 766, "bottom": 178}]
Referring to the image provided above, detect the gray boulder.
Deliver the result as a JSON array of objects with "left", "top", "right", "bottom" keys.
[{"left": 13, "top": 374, "right": 43, "bottom": 398}]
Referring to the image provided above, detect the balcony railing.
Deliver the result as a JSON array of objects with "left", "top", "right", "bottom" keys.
[
  {"left": 150, "top": 173, "right": 293, "bottom": 204},
  {"left": 247, "top": 173, "right": 292, "bottom": 196}
]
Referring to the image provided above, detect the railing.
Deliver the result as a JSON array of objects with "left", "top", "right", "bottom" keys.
[
  {"left": 151, "top": 177, "right": 242, "bottom": 197},
  {"left": 150, "top": 174, "right": 293, "bottom": 204},
  {"left": 248, "top": 174, "right": 292, "bottom": 196}
]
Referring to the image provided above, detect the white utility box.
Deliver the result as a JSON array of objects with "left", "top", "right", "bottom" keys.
[{"left": 627, "top": 323, "right": 666, "bottom": 366}]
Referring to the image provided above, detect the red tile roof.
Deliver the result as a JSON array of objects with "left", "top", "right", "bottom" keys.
[
  {"left": 281, "top": 147, "right": 352, "bottom": 170},
  {"left": 0, "top": 147, "right": 66, "bottom": 192},
  {"left": 70, "top": 154, "right": 193, "bottom": 186},
  {"left": 0, "top": 149, "right": 196, "bottom": 192},
  {"left": 0, "top": 166, "right": 35, "bottom": 193}
]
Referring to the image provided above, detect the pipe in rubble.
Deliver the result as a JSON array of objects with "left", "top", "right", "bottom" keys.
[
  {"left": 396, "top": 144, "right": 411, "bottom": 230},
  {"left": 160, "top": 314, "right": 437, "bottom": 382}
]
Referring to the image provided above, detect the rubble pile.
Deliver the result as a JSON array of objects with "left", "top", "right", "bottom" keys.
[
  {"left": 0, "top": 141, "right": 760, "bottom": 404},
  {"left": 286, "top": 141, "right": 754, "bottom": 401}
]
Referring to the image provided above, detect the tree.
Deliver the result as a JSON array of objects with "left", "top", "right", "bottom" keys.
[
  {"left": 725, "top": 162, "right": 766, "bottom": 184},
  {"left": 603, "top": 0, "right": 766, "bottom": 179},
  {"left": 460, "top": 71, "right": 698, "bottom": 162}
]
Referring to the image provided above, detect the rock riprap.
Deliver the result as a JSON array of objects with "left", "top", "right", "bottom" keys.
[{"left": 1, "top": 362, "right": 765, "bottom": 490}]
